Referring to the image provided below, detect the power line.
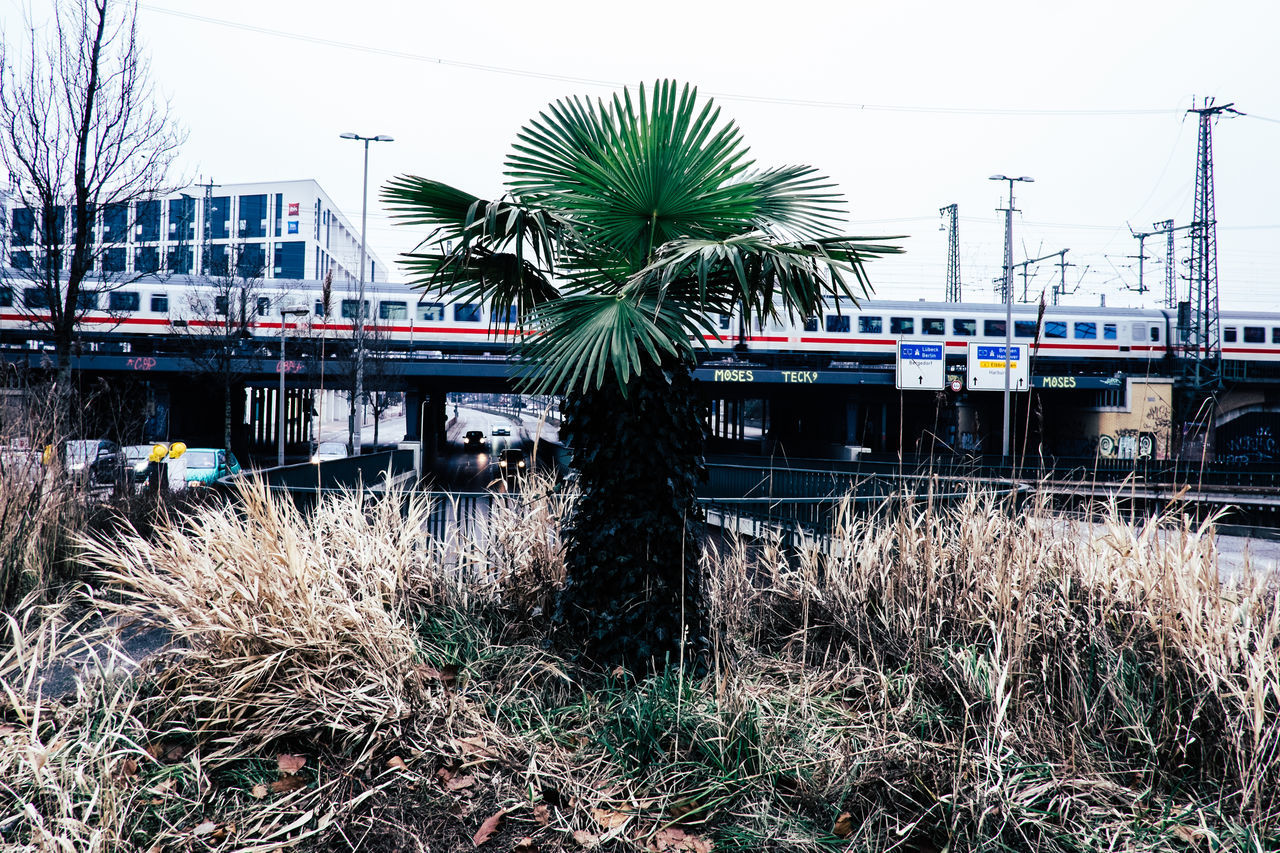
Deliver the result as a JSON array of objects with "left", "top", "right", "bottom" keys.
[{"left": 139, "top": 4, "right": 1186, "bottom": 118}]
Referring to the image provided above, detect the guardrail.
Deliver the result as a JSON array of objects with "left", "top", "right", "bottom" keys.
[{"left": 253, "top": 448, "right": 418, "bottom": 495}]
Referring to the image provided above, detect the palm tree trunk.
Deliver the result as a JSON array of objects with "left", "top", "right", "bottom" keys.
[{"left": 555, "top": 356, "right": 707, "bottom": 668}]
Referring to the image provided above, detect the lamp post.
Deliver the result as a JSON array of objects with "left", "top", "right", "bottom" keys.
[
  {"left": 277, "top": 305, "right": 309, "bottom": 467},
  {"left": 339, "top": 132, "right": 394, "bottom": 455},
  {"left": 988, "top": 174, "right": 1034, "bottom": 462}
]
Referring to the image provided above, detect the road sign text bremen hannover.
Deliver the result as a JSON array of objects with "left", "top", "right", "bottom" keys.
[
  {"left": 966, "top": 343, "right": 1030, "bottom": 391},
  {"left": 896, "top": 341, "right": 945, "bottom": 390}
]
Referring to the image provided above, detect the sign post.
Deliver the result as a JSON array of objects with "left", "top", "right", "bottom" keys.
[
  {"left": 966, "top": 343, "right": 1030, "bottom": 391},
  {"left": 895, "top": 341, "right": 945, "bottom": 390}
]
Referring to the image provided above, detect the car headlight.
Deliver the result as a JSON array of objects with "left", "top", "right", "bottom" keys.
[
  {"left": 518, "top": 461, "right": 525, "bottom": 468},
  {"left": 311, "top": 455, "right": 320, "bottom": 464}
]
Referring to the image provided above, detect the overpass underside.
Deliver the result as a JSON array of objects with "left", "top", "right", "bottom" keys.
[{"left": 6, "top": 345, "right": 1280, "bottom": 466}]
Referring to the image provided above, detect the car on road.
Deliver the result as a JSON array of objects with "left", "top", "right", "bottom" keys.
[
  {"left": 64, "top": 439, "right": 123, "bottom": 486},
  {"left": 491, "top": 426, "right": 511, "bottom": 437},
  {"left": 464, "top": 430, "right": 488, "bottom": 451},
  {"left": 122, "top": 444, "right": 155, "bottom": 483},
  {"left": 310, "top": 441, "right": 348, "bottom": 464},
  {"left": 497, "top": 448, "right": 526, "bottom": 487},
  {"left": 181, "top": 448, "right": 242, "bottom": 487}
]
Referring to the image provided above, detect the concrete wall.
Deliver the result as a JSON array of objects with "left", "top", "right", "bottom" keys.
[{"left": 1090, "top": 379, "right": 1174, "bottom": 460}]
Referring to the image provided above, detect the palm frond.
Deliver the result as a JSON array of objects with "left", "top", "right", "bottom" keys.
[
  {"left": 643, "top": 232, "right": 905, "bottom": 324},
  {"left": 516, "top": 292, "right": 717, "bottom": 395}
]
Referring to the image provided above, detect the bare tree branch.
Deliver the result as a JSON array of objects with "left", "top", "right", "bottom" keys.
[{"left": 1, "top": 0, "right": 186, "bottom": 396}]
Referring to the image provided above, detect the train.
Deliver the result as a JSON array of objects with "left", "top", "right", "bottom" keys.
[{"left": 3, "top": 276, "right": 1280, "bottom": 367}]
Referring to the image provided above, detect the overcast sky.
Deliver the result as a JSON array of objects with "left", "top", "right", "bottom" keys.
[{"left": 7, "top": 0, "right": 1280, "bottom": 310}]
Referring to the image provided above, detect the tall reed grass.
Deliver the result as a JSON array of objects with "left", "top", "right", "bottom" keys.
[{"left": 1, "top": 476, "right": 1275, "bottom": 851}]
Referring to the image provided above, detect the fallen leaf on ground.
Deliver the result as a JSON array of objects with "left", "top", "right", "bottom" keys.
[
  {"left": 472, "top": 809, "right": 504, "bottom": 846},
  {"left": 447, "top": 774, "right": 477, "bottom": 791},
  {"left": 456, "top": 736, "right": 498, "bottom": 760},
  {"left": 270, "top": 775, "right": 307, "bottom": 794},
  {"left": 387, "top": 756, "right": 408, "bottom": 771},
  {"left": 532, "top": 804, "right": 550, "bottom": 826},
  {"left": 832, "top": 811, "right": 854, "bottom": 838},
  {"left": 250, "top": 783, "right": 269, "bottom": 799},
  {"left": 572, "top": 829, "right": 599, "bottom": 849},
  {"left": 650, "top": 827, "right": 713, "bottom": 852},
  {"left": 591, "top": 807, "right": 628, "bottom": 830},
  {"left": 276, "top": 754, "right": 306, "bottom": 775},
  {"left": 513, "top": 838, "right": 537, "bottom": 851},
  {"left": 417, "top": 664, "right": 459, "bottom": 687},
  {"left": 150, "top": 778, "right": 177, "bottom": 797},
  {"left": 115, "top": 757, "right": 139, "bottom": 779},
  {"left": 192, "top": 821, "right": 218, "bottom": 837}
]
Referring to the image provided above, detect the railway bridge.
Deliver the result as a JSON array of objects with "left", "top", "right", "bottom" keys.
[{"left": 4, "top": 338, "right": 1280, "bottom": 472}]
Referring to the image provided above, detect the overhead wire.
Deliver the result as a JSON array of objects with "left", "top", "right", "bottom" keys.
[{"left": 139, "top": 3, "right": 1187, "bottom": 119}]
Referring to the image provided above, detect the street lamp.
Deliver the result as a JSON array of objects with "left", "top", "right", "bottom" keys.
[
  {"left": 339, "top": 132, "right": 394, "bottom": 456},
  {"left": 988, "top": 174, "right": 1034, "bottom": 462},
  {"left": 277, "top": 304, "right": 310, "bottom": 467}
]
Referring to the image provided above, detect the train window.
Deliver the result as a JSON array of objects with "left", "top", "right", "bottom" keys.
[
  {"left": 108, "top": 291, "right": 140, "bottom": 312},
  {"left": 803, "top": 316, "right": 819, "bottom": 332},
  {"left": 417, "top": 302, "right": 445, "bottom": 322},
  {"left": 952, "top": 318, "right": 976, "bottom": 336},
  {"left": 922, "top": 318, "right": 945, "bottom": 335},
  {"left": 1131, "top": 323, "right": 1145, "bottom": 342},
  {"left": 24, "top": 288, "right": 49, "bottom": 309},
  {"left": 1150, "top": 325, "right": 1161, "bottom": 342},
  {"left": 314, "top": 300, "right": 325, "bottom": 317},
  {"left": 214, "top": 296, "right": 228, "bottom": 316},
  {"left": 827, "top": 315, "right": 851, "bottom": 333},
  {"left": 983, "top": 320, "right": 1006, "bottom": 337},
  {"left": 78, "top": 291, "right": 98, "bottom": 311},
  {"left": 455, "top": 303, "right": 481, "bottom": 322},
  {"left": 1074, "top": 322, "right": 1096, "bottom": 340},
  {"left": 379, "top": 301, "right": 408, "bottom": 320},
  {"left": 341, "top": 299, "right": 370, "bottom": 320},
  {"left": 151, "top": 293, "right": 168, "bottom": 313},
  {"left": 257, "top": 297, "right": 271, "bottom": 317},
  {"left": 857, "top": 316, "right": 881, "bottom": 334},
  {"left": 718, "top": 314, "right": 731, "bottom": 330},
  {"left": 1103, "top": 323, "right": 1116, "bottom": 340},
  {"left": 890, "top": 317, "right": 914, "bottom": 334},
  {"left": 1273, "top": 328, "right": 1280, "bottom": 344},
  {"left": 1044, "top": 321, "right": 1066, "bottom": 338},
  {"left": 0, "top": 286, "right": 11, "bottom": 307},
  {"left": 491, "top": 306, "right": 518, "bottom": 324},
  {"left": 1243, "top": 326, "right": 1265, "bottom": 344},
  {"left": 1015, "top": 320, "right": 1038, "bottom": 338},
  {"left": 1223, "top": 327, "right": 1237, "bottom": 343}
]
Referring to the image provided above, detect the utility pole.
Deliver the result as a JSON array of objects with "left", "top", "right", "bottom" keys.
[
  {"left": 1125, "top": 224, "right": 1153, "bottom": 294},
  {"left": 1184, "top": 98, "right": 1238, "bottom": 391},
  {"left": 940, "top": 203, "right": 961, "bottom": 302},
  {"left": 1154, "top": 219, "right": 1176, "bottom": 308},
  {"left": 1010, "top": 249, "right": 1067, "bottom": 303},
  {"left": 989, "top": 174, "right": 1033, "bottom": 461},
  {"left": 1044, "top": 250, "right": 1074, "bottom": 305}
]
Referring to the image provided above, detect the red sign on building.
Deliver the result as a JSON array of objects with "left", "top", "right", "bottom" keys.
[{"left": 287, "top": 202, "right": 300, "bottom": 217}]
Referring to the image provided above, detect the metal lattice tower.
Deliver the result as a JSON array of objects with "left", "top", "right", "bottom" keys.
[
  {"left": 940, "top": 203, "right": 961, "bottom": 302},
  {"left": 1184, "top": 99, "right": 1237, "bottom": 387},
  {"left": 1154, "top": 219, "right": 1176, "bottom": 308}
]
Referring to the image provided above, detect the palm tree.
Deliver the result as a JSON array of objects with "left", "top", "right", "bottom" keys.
[{"left": 383, "top": 81, "right": 900, "bottom": 667}]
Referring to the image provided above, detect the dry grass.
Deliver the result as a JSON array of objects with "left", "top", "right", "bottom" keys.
[{"left": 1, "top": 477, "right": 1277, "bottom": 851}]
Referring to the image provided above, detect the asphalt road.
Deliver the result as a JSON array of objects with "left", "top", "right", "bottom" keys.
[{"left": 432, "top": 406, "right": 559, "bottom": 491}]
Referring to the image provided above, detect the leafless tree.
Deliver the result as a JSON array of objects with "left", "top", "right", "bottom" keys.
[
  {"left": 171, "top": 247, "right": 270, "bottom": 452},
  {"left": 0, "top": 0, "right": 185, "bottom": 397}
]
